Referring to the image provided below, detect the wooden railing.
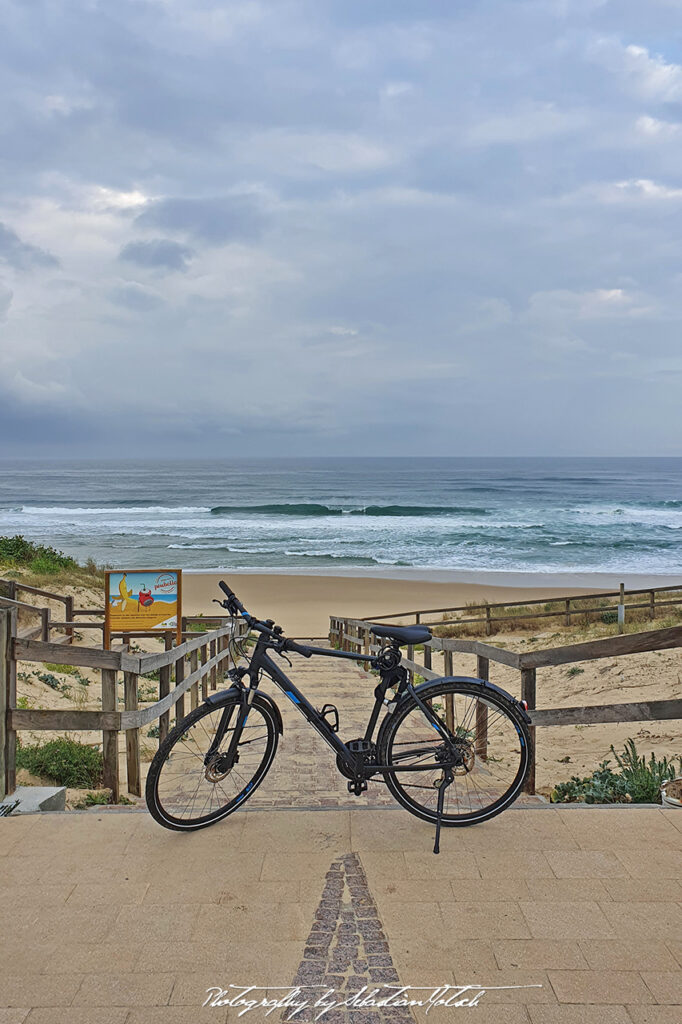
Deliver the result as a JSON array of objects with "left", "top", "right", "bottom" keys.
[
  {"left": 0, "top": 606, "right": 245, "bottom": 803},
  {"left": 359, "top": 581, "right": 682, "bottom": 635},
  {"left": 329, "top": 615, "right": 682, "bottom": 795},
  {"left": 0, "top": 578, "right": 78, "bottom": 643}
]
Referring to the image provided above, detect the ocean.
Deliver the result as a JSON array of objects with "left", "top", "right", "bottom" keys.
[{"left": 1, "top": 457, "right": 681, "bottom": 578}]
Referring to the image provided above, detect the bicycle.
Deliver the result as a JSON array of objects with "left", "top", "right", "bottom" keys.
[{"left": 145, "top": 581, "right": 532, "bottom": 853}]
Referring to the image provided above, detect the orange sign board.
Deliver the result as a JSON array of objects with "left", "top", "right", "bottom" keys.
[{"left": 104, "top": 570, "right": 182, "bottom": 647}]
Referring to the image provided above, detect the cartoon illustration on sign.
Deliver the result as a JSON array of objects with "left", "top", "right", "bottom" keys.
[{"left": 104, "top": 570, "right": 182, "bottom": 646}]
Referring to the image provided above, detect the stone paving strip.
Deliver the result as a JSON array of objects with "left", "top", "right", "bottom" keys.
[{"left": 0, "top": 805, "right": 680, "bottom": 1023}]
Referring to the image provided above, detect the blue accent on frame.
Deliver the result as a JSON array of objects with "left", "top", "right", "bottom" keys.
[{"left": 285, "top": 691, "right": 301, "bottom": 704}]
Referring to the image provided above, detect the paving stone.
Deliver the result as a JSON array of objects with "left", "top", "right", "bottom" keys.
[
  {"left": 639, "top": 972, "right": 682, "bottom": 1004},
  {"left": 547, "top": 970, "right": 654, "bottom": 1004},
  {"left": 72, "top": 972, "right": 175, "bottom": 1007},
  {"left": 528, "top": 1009, "right": 632, "bottom": 1024},
  {"left": 625, "top": 1009, "right": 682, "bottom": 1024},
  {"left": 577, "top": 939, "right": 680, "bottom": 973},
  {"left": 519, "top": 900, "right": 615, "bottom": 939}
]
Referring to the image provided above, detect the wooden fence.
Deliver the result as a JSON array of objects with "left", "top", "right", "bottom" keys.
[
  {"left": 329, "top": 615, "right": 682, "bottom": 795},
  {"left": 0, "top": 605, "right": 245, "bottom": 803},
  {"left": 360, "top": 581, "right": 682, "bottom": 635}
]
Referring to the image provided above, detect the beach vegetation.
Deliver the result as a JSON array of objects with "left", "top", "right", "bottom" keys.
[
  {"left": 550, "top": 738, "right": 682, "bottom": 804},
  {"left": 434, "top": 592, "right": 682, "bottom": 644},
  {"left": 36, "top": 672, "right": 62, "bottom": 691},
  {"left": 16, "top": 736, "right": 103, "bottom": 789},
  {"left": 0, "top": 534, "right": 103, "bottom": 585},
  {"left": 74, "top": 791, "right": 110, "bottom": 808}
]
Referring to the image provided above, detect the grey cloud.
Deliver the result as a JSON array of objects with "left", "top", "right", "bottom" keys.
[
  {"left": 0, "top": 281, "right": 12, "bottom": 319},
  {"left": 119, "top": 238, "right": 194, "bottom": 270},
  {"left": 134, "top": 196, "right": 266, "bottom": 244},
  {"left": 109, "top": 282, "right": 164, "bottom": 312},
  {"left": 3, "top": 0, "right": 682, "bottom": 455},
  {"left": 0, "top": 223, "right": 59, "bottom": 270}
]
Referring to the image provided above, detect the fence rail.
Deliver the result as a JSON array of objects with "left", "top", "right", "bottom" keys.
[
  {"left": 329, "top": 615, "right": 682, "bottom": 795},
  {"left": 361, "top": 581, "right": 682, "bottom": 634},
  {"left": 1, "top": 606, "right": 244, "bottom": 803}
]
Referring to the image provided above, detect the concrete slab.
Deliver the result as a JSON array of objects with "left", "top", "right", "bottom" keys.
[
  {"left": 1, "top": 786, "right": 65, "bottom": 815},
  {"left": 0, "top": 805, "right": 680, "bottom": 1022}
]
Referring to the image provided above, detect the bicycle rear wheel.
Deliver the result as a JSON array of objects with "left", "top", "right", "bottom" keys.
[
  {"left": 378, "top": 679, "right": 531, "bottom": 826},
  {"left": 145, "top": 693, "right": 278, "bottom": 831}
]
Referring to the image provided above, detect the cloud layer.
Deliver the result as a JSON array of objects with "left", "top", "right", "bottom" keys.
[{"left": 2, "top": 0, "right": 682, "bottom": 455}]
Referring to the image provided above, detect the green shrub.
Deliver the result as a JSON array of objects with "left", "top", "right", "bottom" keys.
[
  {"left": 16, "top": 737, "right": 103, "bottom": 788},
  {"left": 75, "top": 791, "right": 111, "bottom": 808},
  {"left": 551, "top": 738, "right": 682, "bottom": 804},
  {"left": 601, "top": 610, "right": 618, "bottom": 624},
  {"left": 0, "top": 535, "right": 78, "bottom": 574},
  {"left": 612, "top": 738, "right": 682, "bottom": 803}
]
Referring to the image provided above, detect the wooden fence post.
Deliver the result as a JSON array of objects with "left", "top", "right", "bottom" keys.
[
  {"left": 476, "top": 655, "right": 489, "bottom": 761},
  {"left": 363, "top": 628, "right": 370, "bottom": 671},
  {"left": 650, "top": 591, "right": 655, "bottom": 621},
  {"left": 485, "top": 606, "right": 492, "bottom": 636},
  {"left": 64, "top": 595, "right": 74, "bottom": 644},
  {"left": 521, "top": 667, "right": 536, "bottom": 795},
  {"left": 210, "top": 639, "right": 217, "bottom": 690},
  {"left": 200, "top": 643, "right": 208, "bottom": 701},
  {"left": 564, "top": 599, "right": 571, "bottom": 627},
  {"left": 423, "top": 644, "right": 432, "bottom": 673},
  {"left": 158, "top": 634, "right": 173, "bottom": 744},
  {"left": 41, "top": 606, "right": 51, "bottom": 642},
  {"left": 101, "top": 668, "right": 119, "bottom": 802},
  {"left": 175, "top": 654, "right": 185, "bottom": 725},
  {"left": 190, "top": 649, "right": 199, "bottom": 710},
  {"left": 1, "top": 607, "right": 17, "bottom": 799},
  {"left": 124, "top": 671, "right": 141, "bottom": 797},
  {"left": 618, "top": 582, "right": 625, "bottom": 635}
]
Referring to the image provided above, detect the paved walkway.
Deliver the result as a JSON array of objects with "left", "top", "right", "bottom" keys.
[
  {"left": 170, "top": 644, "right": 542, "bottom": 809},
  {"left": 1, "top": 805, "right": 681, "bottom": 1023}
]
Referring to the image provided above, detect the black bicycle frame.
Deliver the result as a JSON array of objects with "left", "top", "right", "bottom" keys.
[{"left": 224, "top": 632, "right": 455, "bottom": 778}]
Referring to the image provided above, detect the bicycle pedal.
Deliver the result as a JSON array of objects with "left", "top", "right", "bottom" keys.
[
  {"left": 347, "top": 738, "right": 373, "bottom": 754},
  {"left": 347, "top": 780, "right": 368, "bottom": 795}
]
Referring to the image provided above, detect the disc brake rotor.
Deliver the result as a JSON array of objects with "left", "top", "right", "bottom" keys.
[{"left": 204, "top": 752, "right": 237, "bottom": 783}]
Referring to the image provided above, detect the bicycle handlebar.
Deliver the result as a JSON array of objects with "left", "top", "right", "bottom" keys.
[
  {"left": 217, "top": 579, "right": 312, "bottom": 658},
  {"left": 284, "top": 638, "right": 313, "bottom": 659}
]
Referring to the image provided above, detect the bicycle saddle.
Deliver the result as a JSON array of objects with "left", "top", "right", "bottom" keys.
[{"left": 370, "top": 624, "right": 432, "bottom": 646}]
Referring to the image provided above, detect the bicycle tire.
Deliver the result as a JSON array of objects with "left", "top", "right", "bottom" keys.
[
  {"left": 146, "top": 693, "right": 279, "bottom": 831},
  {"left": 378, "top": 678, "right": 531, "bottom": 826}
]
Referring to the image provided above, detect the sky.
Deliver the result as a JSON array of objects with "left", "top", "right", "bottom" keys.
[{"left": 2, "top": 0, "right": 682, "bottom": 458}]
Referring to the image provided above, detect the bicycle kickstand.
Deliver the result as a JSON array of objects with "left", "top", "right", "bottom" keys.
[{"left": 433, "top": 767, "right": 454, "bottom": 855}]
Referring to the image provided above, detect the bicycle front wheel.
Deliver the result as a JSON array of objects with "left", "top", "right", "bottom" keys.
[
  {"left": 145, "top": 693, "right": 278, "bottom": 831},
  {"left": 378, "top": 679, "right": 531, "bottom": 826}
]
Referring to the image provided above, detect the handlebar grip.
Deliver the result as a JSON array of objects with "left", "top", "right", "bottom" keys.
[
  {"left": 219, "top": 580, "right": 235, "bottom": 598},
  {"left": 286, "top": 639, "right": 313, "bottom": 659}
]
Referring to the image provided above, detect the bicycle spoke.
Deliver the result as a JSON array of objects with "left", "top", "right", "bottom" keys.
[{"left": 151, "top": 700, "right": 275, "bottom": 823}]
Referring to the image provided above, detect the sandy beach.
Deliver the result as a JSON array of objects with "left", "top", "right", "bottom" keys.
[{"left": 182, "top": 571, "right": 617, "bottom": 636}]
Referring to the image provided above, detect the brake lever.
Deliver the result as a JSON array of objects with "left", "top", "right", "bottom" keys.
[{"left": 276, "top": 648, "right": 292, "bottom": 668}]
